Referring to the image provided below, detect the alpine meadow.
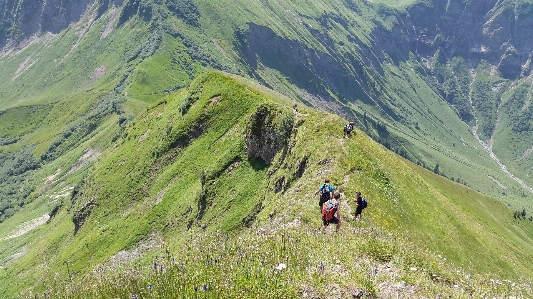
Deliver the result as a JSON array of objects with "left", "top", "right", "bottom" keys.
[{"left": 1, "top": 0, "right": 533, "bottom": 298}]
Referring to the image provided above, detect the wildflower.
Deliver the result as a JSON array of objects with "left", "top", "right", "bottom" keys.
[
  {"left": 275, "top": 263, "right": 287, "bottom": 271},
  {"left": 181, "top": 263, "right": 185, "bottom": 269},
  {"left": 148, "top": 284, "right": 153, "bottom": 291},
  {"left": 153, "top": 262, "right": 157, "bottom": 270},
  {"left": 133, "top": 295, "right": 138, "bottom": 299},
  {"left": 318, "top": 262, "right": 324, "bottom": 272},
  {"left": 203, "top": 284, "right": 209, "bottom": 291},
  {"left": 160, "top": 265, "right": 164, "bottom": 272},
  {"left": 194, "top": 286, "right": 198, "bottom": 292}
]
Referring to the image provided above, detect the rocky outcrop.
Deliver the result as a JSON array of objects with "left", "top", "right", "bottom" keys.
[
  {"left": 405, "top": 0, "right": 533, "bottom": 79},
  {"left": 0, "top": 0, "right": 120, "bottom": 48},
  {"left": 245, "top": 104, "right": 294, "bottom": 165}
]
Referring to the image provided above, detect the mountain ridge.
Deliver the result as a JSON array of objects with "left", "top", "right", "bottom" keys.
[
  {"left": 2, "top": 0, "right": 533, "bottom": 296},
  {"left": 1, "top": 71, "right": 533, "bottom": 297}
]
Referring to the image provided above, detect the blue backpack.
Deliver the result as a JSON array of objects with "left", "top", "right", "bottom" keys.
[{"left": 360, "top": 198, "right": 368, "bottom": 209}]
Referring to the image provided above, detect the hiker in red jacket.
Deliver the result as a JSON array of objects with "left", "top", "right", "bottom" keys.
[{"left": 322, "top": 191, "right": 341, "bottom": 233}]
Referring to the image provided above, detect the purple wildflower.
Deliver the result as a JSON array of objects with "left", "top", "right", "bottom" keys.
[
  {"left": 153, "top": 262, "right": 157, "bottom": 270},
  {"left": 203, "top": 284, "right": 209, "bottom": 291},
  {"left": 318, "top": 262, "right": 324, "bottom": 272},
  {"left": 133, "top": 295, "right": 138, "bottom": 299},
  {"left": 148, "top": 284, "right": 153, "bottom": 291}
]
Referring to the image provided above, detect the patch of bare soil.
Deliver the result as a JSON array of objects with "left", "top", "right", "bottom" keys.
[
  {"left": 68, "top": 147, "right": 101, "bottom": 174},
  {"left": 516, "top": 145, "right": 533, "bottom": 162},
  {"left": 139, "top": 129, "right": 151, "bottom": 143},
  {"left": 2, "top": 246, "right": 28, "bottom": 267},
  {"left": 13, "top": 56, "right": 36, "bottom": 81},
  {"left": 92, "top": 232, "right": 165, "bottom": 276},
  {"left": 213, "top": 38, "right": 229, "bottom": 59},
  {"left": 38, "top": 168, "right": 62, "bottom": 196},
  {"left": 377, "top": 280, "right": 416, "bottom": 298},
  {"left": 2, "top": 215, "right": 50, "bottom": 241},
  {"left": 100, "top": 6, "right": 118, "bottom": 40},
  {"left": 90, "top": 65, "right": 106, "bottom": 82}
]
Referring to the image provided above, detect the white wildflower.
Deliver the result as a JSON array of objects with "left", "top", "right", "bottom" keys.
[{"left": 275, "top": 263, "right": 287, "bottom": 271}]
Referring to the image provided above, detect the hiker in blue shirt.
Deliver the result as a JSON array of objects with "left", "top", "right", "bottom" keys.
[{"left": 315, "top": 179, "right": 335, "bottom": 211}]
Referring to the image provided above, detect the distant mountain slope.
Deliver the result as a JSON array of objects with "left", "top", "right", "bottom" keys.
[
  {"left": 1, "top": 72, "right": 532, "bottom": 298},
  {"left": 2, "top": 1, "right": 533, "bottom": 220},
  {"left": 1, "top": 1, "right": 533, "bottom": 296}
]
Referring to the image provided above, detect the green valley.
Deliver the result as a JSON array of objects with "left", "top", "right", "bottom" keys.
[{"left": 1, "top": 0, "right": 533, "bottom": 297}]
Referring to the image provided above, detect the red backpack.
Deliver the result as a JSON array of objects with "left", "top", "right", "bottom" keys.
[{"left": 322, "top": 200, "right": 338, "bottom": 221}]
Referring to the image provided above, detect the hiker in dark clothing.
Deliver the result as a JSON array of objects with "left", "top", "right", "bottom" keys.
[
  {"left": 353, "top": 191, "right": 366, "bottom": 221},
  {"left": 343, "top": 121, "right": 354, "bottom": 138},
  {"left": 322, "top": 191, "right": 341, "bottom": 233},
  {"left": 315, "top": 179, "right": 335, "bottom": 211}
]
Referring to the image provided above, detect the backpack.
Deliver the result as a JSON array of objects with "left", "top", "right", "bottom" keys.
[
  {"left": 347, "top": 122, "right": 354, "bottom": 132},
  {"left": 320, "top": 184, "right": 331, "bottom": 202},
  {"left": 322, "top": 200, "right": 338, "bottom": 221},
  {"left": 360, "top": 197, "right": 368, "bottom": 209}
]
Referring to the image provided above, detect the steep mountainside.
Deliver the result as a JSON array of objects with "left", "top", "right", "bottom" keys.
[
  {"left": 1, "top": 1, "right": 533, "bottom": 221},
  {"left": 1, "top": 0, "right": 533, "bottom": 295},
  {"left": 1, "top": 72, "right": 532, "bottom": 298}
]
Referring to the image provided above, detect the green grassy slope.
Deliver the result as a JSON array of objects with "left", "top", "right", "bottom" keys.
[
  {"left": 2, "top": 0, "right": 533, "bottom": 226},
  {"left": 1, "top": 72, "right": 532, "bottom": 298}
]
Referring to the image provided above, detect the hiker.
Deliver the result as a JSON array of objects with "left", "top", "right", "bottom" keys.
[
  {"left": 353, "top": 191, "right": 367, "bottom": 221},
  {"left": 315, "top": 179, "right": 335, "bottom": 211},
  {"left": 322, "top": 191, "right": 341, "bottom": 233},
  {"left": 293, "top": 102, "right": 298, "bottom": 110},
  {"left": 343, "top": 121, "right": 354, "bottom": 138}
]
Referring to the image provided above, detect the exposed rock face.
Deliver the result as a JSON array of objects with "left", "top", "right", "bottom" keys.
[
  {"left": 405, "top": 0, "right": 533, "bottom": 79},
  {"left": 0, "top": 0, "right": 120, "bottom": 48},
  {"left": 245, "top": 104, "right": 294, "bottom": 165}
]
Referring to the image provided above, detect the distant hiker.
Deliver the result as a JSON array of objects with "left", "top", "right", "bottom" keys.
[
  {"left": 315, "top": 179, "right": 335, "bottom": 211},
  {"left": 353, "top": 191, "right": 368, "bottom": 221},
  {"left": 293, "top": 102, "right": 298, "bottom": 110},
  {"left": 322, "top": 191, "right": 341, "bottom": 233},
  {"left": 343, "top": 121, "right": 354, "bottom": 138}
]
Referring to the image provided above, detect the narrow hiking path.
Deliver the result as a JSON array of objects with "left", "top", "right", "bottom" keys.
[{"left": 467, "top": 70, "right": 533, "bottom": 194}]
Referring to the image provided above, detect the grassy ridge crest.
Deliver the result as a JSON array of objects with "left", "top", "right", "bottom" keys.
[{"left": 1, "top": 72, "right": 532, "bottom": 298}]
